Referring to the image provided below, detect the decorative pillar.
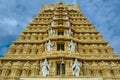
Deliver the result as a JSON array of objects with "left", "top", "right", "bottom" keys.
[
  {"left": 69, "top": 60, "right": 73, "bottom": 76},
  {"left": 50, "top": 60, "right": 56, "bottom": 77}
]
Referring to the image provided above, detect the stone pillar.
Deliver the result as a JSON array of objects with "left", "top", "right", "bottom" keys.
[
  {"left": 39, "top": 60, "right": 42, "bottom": 76},
  {"left": 65, "top": 60, "right": 69, "bottom": 76},
  {"left": 50, "top": 61, "right": 56, "bottom": 77},
  {"left": 69, "top": 60, "right": 73, "bottom": 76},
  {"left": 83, "top": 61, "right": 91, "bottom": 77}
]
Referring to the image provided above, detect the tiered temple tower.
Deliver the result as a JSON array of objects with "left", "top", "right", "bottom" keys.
[{"left": 0, "top": 2, "right": 120, "bottom": 80}]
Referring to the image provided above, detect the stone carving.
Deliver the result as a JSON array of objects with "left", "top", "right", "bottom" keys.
[
  {"left": 0, "top": 61, "right": 2, "bottom": 76},
  {"left": 91, "top": 61, "right": 100, "bottom": 77},
  {"left": 21, "top": 61, "right": 30, "bottom": 77},
  {"left": 66, "top": 16, "right": 69, "bottom": 19},
  {"left": 38, "top": 33, "right": 43, "bottom": 40},
  {"left": 106, "top": 44, "right": 113, "bottom": 53},
  {"left": 83, "top": 61, "right": 91, "bottom": 76},
  {"left": 10, "top": 61, "right": 22, "bottom": 77},
  {"left": 53, "top": 16, "right": 56, "bottom": 19},
  {"left": 67, "top": 29, "right": 73, "bottom": 37},
  {"left": 97, "top": 34, "right": 103, "bottom": 41},
  {"left": 78, "top": 33, "right": 83, "bottom": 40},
  {"left": 41, "top": 59, "right": 50, "bottom": 76},
  {"left": 51, "top": 21, "right": 55, "bottom": 27},
  {"left": 100, "top": 49, "right": 106, "bottom": 54},
  {"left": 23, "top": 44, "right": 31, "bottom": 54},
  {"left": 100, "top": 61, "right": 111, "bottom": 77},
  {"left": 64, "top": 12, "right": 67, "bottom": 14},
  {"left": 44, "top": 33, "right": 48, "bottom": 39},
  {"left": 72, "top": 59, "right": 81, "bottom": 77},
  {"left": 84, "top": 44, "right": 90, "bottom": 54},
  {"left": 19, "top": 33, "right": 25, "bottom": 40},
  {"left": 38, "top": 44, "right": 43, "bottom": 54},
  {"left": 73, "top": 33, "right": 78, "bottom": 38},
  {"left": 16, "top": 44, "right": 23, "bottom": 54},
  {"left": 91, "top": 44, "right": 99, "bottom": 54},
  {"left": 48, "top": 28, "right": 55, "bottom": 37},
  {"left": 69, "top": 40, "right": 76, "bottom": 53},
  {"left": 91, "top": 33, "right": 96, "bottom": 41},
  {"left": 31, "top": 33, "right": 37, "bottom": 41},
  {"left": 2, "top": 61, "right": 11, "bottom": 78},
  {"left": 31, "top": 61, "right": 40, "bottom": 76},
  {"left": 78, "top": 44, "right": 83, "bottom": 53},
  {"left": 66, "top": 21, "right": 70, "bottom": 26},
  {"left": 31, "top": 44, "right": 37, "bottom": 54},
  {"left": 25, "top": 33, "right": 30, "bottom": 40},
  {"left": 85, "top": 33, "right": 90, "bottom": 40},
  {"left": 8, "top": 44, "right": 16, "bottom": 54},
  {"left": 111, "top": 61, "right": 120, "bottom": 77},
  {"left": 46, "top": 40, "right": 53, "bottom": 52}
]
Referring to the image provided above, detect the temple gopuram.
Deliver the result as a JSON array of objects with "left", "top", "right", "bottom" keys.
[{"left": 0, "top": 2, "right": 120, "bottom": 80}]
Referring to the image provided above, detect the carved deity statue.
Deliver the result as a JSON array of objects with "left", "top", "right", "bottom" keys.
[
  {"left": 10, "top": 61, "right": 21, "bottom": 77},
  {"left": 66, "top": 16, "right": 69, "bottom": 19},
  {"left": 46, "top": 40, "right": 53, "bottom": 52},
  {"left": 53, "top": 16, "right": 56, "bottom": 19},
  {"left": 38, "top": 44, "right": 43, "bottom": 54},
  {"left": 31, "top": 33, "right": 37, "bottom": 40},
  {"left": 25, "top": 33, "right": 30, "bottom": 40},
  {"left": 2, "top": 61, "right": 11, "bottom": 78},
  {"left": 72, "top": 59, "right": 81, "bottom": 77},
  {"left": 91, "top": 61, "right": 100, "bottom": 77},
  {"left": 100, "top": 61, "right": 111, "bottom": 77},
  {"left": 31, "top": 61, "right": 40, "bottom": 76},
  {"left": 44, "top": 33, "right": 48, "bottom": 39},
  {"left": 31, "top": 44, "right": 37, "bottom": 54},
  {"left": 48, "top": 28, "right": 55, "bottom": 37},
  {"left": 41, "top": 59, "right": 50, "bottom": 76},
  {"left": 23, "top": 44, "right": 31, "bottom": 54},
  {"left": 51, "top": 21, "right": 55, "bottom": 27},
  {"left": 16, "top": 44, "right": 23, "bottom": 54},
  {"left": 19, "top": 33, "right": 25, "bottom": 40},
  {"left": 21, "top": 61, "right": 30, "bottom": 77},
  {"left": 83, "top": 61, "right": 91, "bottom": 76},
  {"left": 8, "top": 44, "right": 16, "bottom": 54},
  {"left": 38, "top": 33, "right": 42, "bottom": 40},
  {"left": 67, "top": 28, "right": 73, "bottom": 37},
  {"left": 111, "top": 61, "right": 120, "bottom": 77},
  {"left": 69, "top": 40, "right": 76, "bottom": 53},
  {"left": 66, "top": 21, "right": 70, "bottom": 26}
]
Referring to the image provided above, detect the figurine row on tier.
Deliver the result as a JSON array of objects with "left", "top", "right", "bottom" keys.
[
  {"left": 0, "top": 60, "right": 120, "bottom": 79},
  {"left": 8, "top": 41, "right": 114, "bottom": 55}
]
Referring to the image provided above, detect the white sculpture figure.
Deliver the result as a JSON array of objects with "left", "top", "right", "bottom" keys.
[
  {"left": 51, "top": 21, "right": 55, "bottom": 27},
  {"left": 48, "top": 28, "right": 55, "bottom": 37},
  {"left": 66, "top": 21, "right": 70, "bottom": 26},
  {"left": 72, "top": 59, "right": 81, "bottom": 77},
  {"left": 69, "top": 40, "right": 76, "bottom": 53},
  {"left": 66, "top": 16, "right": 69, "bottom": 19},
  {"left": 53, "top": 16, "right": 56, "bottom": 19},
  {"left": 46, "top": 40, "right": 53, "bottom": 52},
  {"left": 64, "top": 12, "right": 67, "bottom": 14},
  {"left": 41, "top": 59, "right": 50, "bottom": 76},
  {"left": 67, "top": 28, "right": 73, "bottom": 37}
]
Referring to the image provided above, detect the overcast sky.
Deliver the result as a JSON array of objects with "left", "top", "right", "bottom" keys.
[{"left": 0, "top": 0, "right": 120, "bottom": 57}]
